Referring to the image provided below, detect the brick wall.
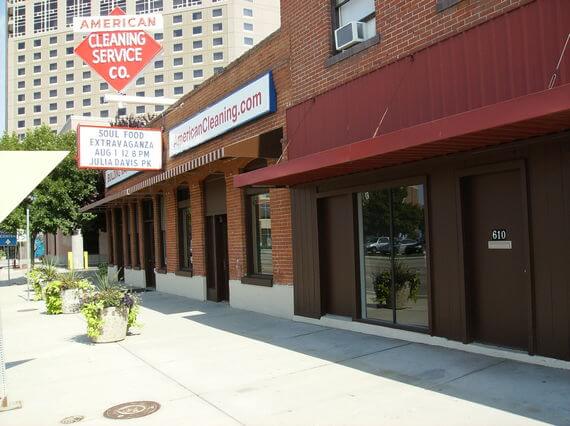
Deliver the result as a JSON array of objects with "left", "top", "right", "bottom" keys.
[
  {"left": 281, "top": 0, "right": 534, "bottom": 108},
  {"left": 164, "top": 188, "right": 179, "bottom": 273}
]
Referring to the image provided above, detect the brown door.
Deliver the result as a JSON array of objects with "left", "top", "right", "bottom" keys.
[
  {"left": 143, "top": 220, "right": 156, "bottom": 288},
  {"left": 206, "top": 214, "right": 229, "bottom": 302},
  {"left": 461, "top": 169, "right": 529, "bottom": 350},
  {"left": 318, "top": 194, "right": 356, "bottom": 317}
]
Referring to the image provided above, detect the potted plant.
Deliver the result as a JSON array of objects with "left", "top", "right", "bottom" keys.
[
  {"left": 81, "top": 272, "right": 140, "bottom": 343},
  {"left": 373, "top": 260, "right": 420, "bottom": 309},
  {"left": 44, "top": 271, "right": 92, "bottom": 314}
]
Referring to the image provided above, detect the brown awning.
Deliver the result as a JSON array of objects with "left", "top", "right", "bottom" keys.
[
  {"left": 224, "top": 128, "right": 283, "bottom": 159},
  {"left": 234, "top": 83, "right": 570, "bottom": 188}
]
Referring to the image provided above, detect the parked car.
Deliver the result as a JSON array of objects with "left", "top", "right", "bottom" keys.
[
  {"left": 366, "top": 236, "right": 391, "bottom": 255},
  {"left": 398, "top": 238, "right": 424, "bottom": 255}
]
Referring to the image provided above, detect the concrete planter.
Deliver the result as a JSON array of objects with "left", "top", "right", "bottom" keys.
[
  {"left": 61, "top": 289, "right": 83, "bottom": 314},
  {"left": 91, "top": 307, "right": 128, "bottom": 343},
  {"left": 393, "top": 283, "right": 411, "bottom": 310}
]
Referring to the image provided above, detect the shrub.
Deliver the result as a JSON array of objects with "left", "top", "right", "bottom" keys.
[{"left": 373, "top": 260, "right": 420, "bottom": 307}]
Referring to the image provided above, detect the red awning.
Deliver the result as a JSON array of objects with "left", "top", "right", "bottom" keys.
[{"left": 234, "top": 83, "right": 570, "bottom": 188}]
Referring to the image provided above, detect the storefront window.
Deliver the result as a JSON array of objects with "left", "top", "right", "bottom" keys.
[
  {"left": 159, "top": 194, "right": 167, "bottom": 267},
  {"left": 177, "top": 187, "right": 192, "bottom": 272},
  {"left": 249, "top": 192, "right": 272, "bottom": 275},
  {"left": 358, "top": 184, "right": 428, "bottom": 328}
]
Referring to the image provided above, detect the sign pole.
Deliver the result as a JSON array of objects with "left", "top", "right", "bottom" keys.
[{"left": 6, "top": 247, "right": 9, "bottom": 282}]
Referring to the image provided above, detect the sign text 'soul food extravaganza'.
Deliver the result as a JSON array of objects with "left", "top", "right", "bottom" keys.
[
  {"left": 169, "top": 72, "right": 277, "bottom": 157},
  {"left": 77, "top": 125, "right": 163, "bottom": 171},
  {"left": 74, "top": 7, "right": 162, "bottom": 92}
]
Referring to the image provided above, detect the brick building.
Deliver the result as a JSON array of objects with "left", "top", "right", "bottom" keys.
[
  {"left": 236, "top": 0, "right": 570, "bottom": 361},
  {"left": 83, "top": 29, "right": 294, "bottom": 318}
]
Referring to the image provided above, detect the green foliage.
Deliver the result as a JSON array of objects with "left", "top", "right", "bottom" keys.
[
  {"left": 81, "top": 271, "right": 140, "bottom": 339},
  {"left": 0, "top": 126, "right": 102, "bottom": 255},
  {"left": 27, "top": 268, "right": 45, "bottom": 300},
  {"left": 373, "top": 260, "right": 420, "bottom": 307},
  {"left": 44, "top": 273, "right": 92, "bottom": 314}
]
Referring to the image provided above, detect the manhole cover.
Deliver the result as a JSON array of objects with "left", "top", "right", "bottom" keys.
[
  {"left": 17, "top": 308, "right": 38, "bottom": 312},
  {"left": 60, "top": 415, "right": 84, "bottom": 424},
  {"left": 103, "top": 401, "right": 160, "bottom": 420}
]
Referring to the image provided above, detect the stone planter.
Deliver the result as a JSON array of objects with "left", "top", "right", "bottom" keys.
[
  {"left": 91, "top": 307, "right": 128, "bottom": 343},
  {"left": 61, "top": 289, "right": 83, "bottom": 314},
  {"left": 393, "top": 283, "right": 411, "bottom": 310}
]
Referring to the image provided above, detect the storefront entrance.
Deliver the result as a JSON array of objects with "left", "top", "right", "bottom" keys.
[
  {"left": 114, "top": 208, "right": 124, "bottom": 282},
  {"left": 142, "top": 200, "right": 156, "bottom": 288},
  {"left": 461, "top": 165, "right": 530, "bottom": 351},
  {"left": 204, "top": 174, "right": 229, "bottom": 302}
]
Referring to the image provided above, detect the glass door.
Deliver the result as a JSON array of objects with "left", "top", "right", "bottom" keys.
[{"left": 358, "top": 184, "right": 428, "bottom": 328}]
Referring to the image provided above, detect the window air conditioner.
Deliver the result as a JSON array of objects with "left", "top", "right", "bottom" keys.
[{"left": 334, "top": 21, "right": 365, "bottom": 51}]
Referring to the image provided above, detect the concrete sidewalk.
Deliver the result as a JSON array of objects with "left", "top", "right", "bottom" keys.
[{"left": 1, "top": 275, "right": 569, "bottom": 425}]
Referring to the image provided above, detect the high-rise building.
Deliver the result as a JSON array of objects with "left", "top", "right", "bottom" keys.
[
  {"left": 0, "top": 0, "right": 7, "bottom": 133},
  {"left": 6, "top": 0, "right": 280, "bottom": 138}
]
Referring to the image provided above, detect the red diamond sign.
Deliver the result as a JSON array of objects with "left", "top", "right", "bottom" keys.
[{"left": 74, "top": 7, "right": 162, "bottom": 92}]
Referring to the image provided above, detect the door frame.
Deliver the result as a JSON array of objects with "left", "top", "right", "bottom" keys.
[{"left": 455, "top": 160, "right": 535, "bottom": 354}]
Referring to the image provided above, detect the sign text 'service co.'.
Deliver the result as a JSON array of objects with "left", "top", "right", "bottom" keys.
[{"left": 74, "top": 7, "right": 163, "bottom": 92}]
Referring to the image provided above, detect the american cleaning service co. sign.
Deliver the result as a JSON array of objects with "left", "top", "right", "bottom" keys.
[
  {"left": 77, "top": 125, "right": 162, "bottom": 171},
  {"left": 169, "top": 72, "right": 276, "bottom": 157}
]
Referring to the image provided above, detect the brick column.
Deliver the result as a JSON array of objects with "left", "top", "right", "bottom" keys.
[
  {"left": 128, "top": 203, "right": 137, "bottom": 268},
  {"left": 137, "top": 199, "right": 146, "bottom": 269},
  {"left": 225, "top": 170, "right": 247, "bottom": 280},
  {"left": 110, "top": 208, "right": 119, "bottom": 266},
  {"left": 152, "top": 194, "right": 163, "bottom": 271},
  {"left": 164, "top": 188, "right": 179, "bottom": 273},
  {"left": 106, "top": 208, "right": 114, "bottom": 265},
  {"left": 121, "top": 204, "right": 130, "bottom": 268},
  {"left": 190, "top": 182, "right": 206, "bottom": 276},
  {"left": 269, "top": 188, "right": 294, "bottom": 285}
]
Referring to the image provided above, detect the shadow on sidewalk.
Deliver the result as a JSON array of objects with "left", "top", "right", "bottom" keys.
[{"left": 139, "top": 293, "right": 570, "bottom": 425}]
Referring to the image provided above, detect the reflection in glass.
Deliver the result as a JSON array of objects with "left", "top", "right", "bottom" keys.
[
  {"left": 250, "top": 193, "right": 272, "bottom": 275},
  {"left": 177, "top": 187, "right": 192, "bottom": 272},
  {"left": 359, "top": 185, "right": 428, "bottom": 328}
]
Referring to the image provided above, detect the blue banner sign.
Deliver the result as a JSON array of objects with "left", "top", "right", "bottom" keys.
[{"left": 0, "top": 234, "right": 17, "bottom": 246}]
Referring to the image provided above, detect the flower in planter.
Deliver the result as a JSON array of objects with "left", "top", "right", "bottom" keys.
[
  {"left": 44, "top": 271, "right": 93, "bottom": 315},
  {"left": 81, "top": 271, "right": 140, "bottom": 342},
  {"left": 27, "top": 268, "right": 45, "bottom": 301},
  {"left": 373, "top": 260, "right": 420, "bottom": 308}
]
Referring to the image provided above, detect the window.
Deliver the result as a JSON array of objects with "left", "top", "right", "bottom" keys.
[
  {"left": 17, "top": 68, "right": 25, "bottom": 76},
  {"left": 155, "top": 74, "right": 164, "bottom": 83},
  {"left": 213, "top": 37, "right": 223, "bottom": 46},
  {"left": 193, "top": 40, "right": 203, "bottom": 49},
  {"left": 173, "top": 43, "right": 183, "bottom": 52},
  {"left": 18, "top": 107, "right": 25, "bottom": 115},
  {"left": 83, "top": 112, "right": 91, "bottom": 117},
  {"left": 173, "top": 57, "right": 183, "bottom": 66},
  {"left": 66, "top": 47, "right": 74, "bottom": 55},
  {"left": 333, "top": 0, "right": 376, "bottom": 48},
  {"left": 358, "top": 184, "right": 428, "bottom": 328},
  {"left": 49, "top": 63, "right": 57, "bottom": 71},
  {"left": 212, "top": 8, "right": 222, "bottom": 17},
  {"left": 213, "top": 66, "right": 224, "bottom": 75},
  {"left": 83, "top": 71, "right": 91, "bottom": 79},
  {"left": 155, "top": 89, "right": 164, "bottom": 96},
  {"left": 33, "top": 78, "right": 41, "bottom": 86},
  {"left": 49, "top": 89, "right": 57, "bottom": 97},
  {"left": 244, "top": 22, "right": 253, "bottom": 31},
  {"left": 66, "top": 100, "right": 74, "bottom": 108},
  {"left": 212, "top": 22, "right": 222, "bottom": 32},
  {"left": 33, "top": 0, "right": 58, "bottom": 33},
  {"left": 136, "top": 77, "right": 145, "bottom": 85},
  {"left": 18, "top": 121, "right": 25, "bottom": 129},
  {"left": 193, "top": 69, "right": 203, "bottom": 79},
  {"left": 136, "top": 105, "right": 145, "bottom": 114},
  {"left": 14, "top": 6, "right": 26, "bottom": 37},
  {"left": 17, "top": 41, "right": 25, "bottom": 50},
  {"left": 173, "top": 14, "right": 182, "bottom": 23},
  {"left": 66, "top": 87, "right": 74, "bottom": 95},
  {"left": 18, "top": 55, "right": 25, "bottom": 63},
  {"left": 66, "top": 0, "right": 91, "bottom": 26},
  {"left": 18, "top": 81, "right": 26, "bottom": 89},
  {"left": 117, "top": 107, "right": 127, "bottom": 116},
  {"left": 101, "top": 110, "right": 109, "bottom": 118},
  {"left": 155, "top": 105, "right": 164, "bottom": 112},
  {"left": 100, "top": 0, "right": 126, "bottom": 16},
  {"left": 174, "top": 86, "right": 183, "bottom": 95},
  {"left": 83, "top": 98, "right": 91, "bottom": 106},
  {"left": 159, "top": 194, "right": 167, "bottom": 268},
  {"left": 83, "top": 84, "right": 91, "bottom": 93},
  {"left": 192, "top": 26, "right": 202, "bottom": 35},
  {"left": 49, "top": 116, "right": 57, "bottom": 124},
  {"left": 49, "top": 36, "right": 57, "bottom": 44},
  {"left": 177, "top": 187, "right": 192, "bottom": 272},
  {"left": 66, "top": 73, "right": 74, "bottom": 82},
  {"left": 33, "top": 118, "right": 41, "bottom": 126},
  {"left": 136, "top": 91, "right": 145, "bottom": 97},
  {"left": 66, "top": 60, "right": 74, "bottom": 68},
  {"left": 100, "top": 96, "right": 107, "bottom": 103},
  {"left": 66, "top": 33, "right": 74, "bottom": 42},
  {"left": 18, "top": 94, "right": 25, "bottom": 102},
  {"left": 243, "top": 8, "right": 253, "bottom": 17},
  {"left": 49, "top": 76, "right": 57, "bottom": 84},
  {"left": 100, "top": 82, "right": 109, "bottom": 90},
  {"left": 174, "top": 72, "right": 183, "bottom": 81},
  {"left": 173, "top": 0, "right": 202, "bottom": 9},
  {"left": 192, "top": 54, "right": 203, "bottom": 63},
  {"left": 244, "top": 37, "right": 253, "bottom": 46},
  {"left": 33, "top": 65, "right": 41, "bottom": 73},
  {"left": 247, "top": 191, "right": 273, "bottom": 275},
  {"left": 33, "top": 52, "right": 41, "bottom": 60},
  {"left": 154, "top": 32, "right": 163, "bottom": 40},
  {"left": 135, "top": 0, "right": 163, "bottom": 14},
  {"left": 192, "top": 11, "right": 202, "bottom": 20},
  {"left": 154, "top": 60, "right": 164, "bottom": 69},
  {"left": 213, "top": 51, "right": 223, "bottom": 61},
  {"left": 173, "top": 28, "right": 183, "bottom": 38},
  {"left": 34, "top": 39, "right": 42, "bottom": 48},
  {"left": 34, "top": 105, "right": 41, "bottom": 113},
  {"left": 49, "top": 103, "right": 57, "bottom": 111}
]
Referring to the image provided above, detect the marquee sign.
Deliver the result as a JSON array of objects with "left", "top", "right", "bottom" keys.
[
  {"left": 77, "top": 125, "right": 162, "bottom": 171},
  {"left": 74, "top": 7, "right": 162, "bottom": 92},
  {"left": 169, "top": 72, "right": 277, "bottom": 157}
]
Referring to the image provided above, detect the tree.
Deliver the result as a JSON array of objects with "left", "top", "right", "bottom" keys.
[{"left": 0, "top": 126, "right": 102, "bottom": 259}]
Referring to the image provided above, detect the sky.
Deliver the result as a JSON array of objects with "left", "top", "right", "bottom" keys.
[{"left": 0, "top": 0, "right": 6, "bottom": 134}]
